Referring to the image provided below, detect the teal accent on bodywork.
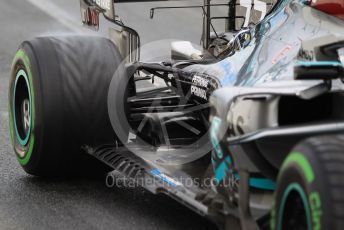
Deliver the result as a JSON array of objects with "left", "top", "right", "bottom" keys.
[
  {"left": 215, "top": 156, "right": 232, "bottom": 183},
  {"left": 278, "top": 183, "right": 312, "bottom": 230},
  {"left": 13, "top": 69, "right": 32, "bottom": 146},
  {"left": 300, "top": 0, "right": 310, "bottom": 5},
  {"left": 211, "top": 117, "right": 276, "bottom": 190},
  {"left": 215, "top": 157, "right": 276, "bottom": 190},
  {"left": 210, "top": 116, "right": 224, "bottom": 159},
  {"left": 249, "top": 178, "right": 276, "bottom": 190},
  {"left": 296, "top": 61, "right": 343, "bottom": 67},
  {"left": 234, "top": 174, "right": 276, "bottom": 190}
]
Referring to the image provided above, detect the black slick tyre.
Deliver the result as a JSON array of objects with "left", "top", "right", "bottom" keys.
[
  {"left": 9, "top": 36, "right": 124, "bottom": 176},
  {"left": 271, "top": 135, "right": 344, "bottom": 230}
]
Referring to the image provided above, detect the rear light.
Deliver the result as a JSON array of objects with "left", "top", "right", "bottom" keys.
[
  {"left": 81, "top": 7, "right": 100, "bottom": 30},
  {"left": 310, "top": 0, "right": 344, "bottom": 20}
]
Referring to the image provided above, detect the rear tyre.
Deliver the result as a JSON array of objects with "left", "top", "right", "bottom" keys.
[
  {"left": 271, "top": 135, "right": 344, "bottom": 230},
  {"left": 9, "top": 36, "right": 123, "bottom": 176}
]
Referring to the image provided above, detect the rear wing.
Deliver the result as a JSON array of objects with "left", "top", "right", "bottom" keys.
[
  {"left": 81, "top": 0, "right": 175, "bottom": 22},
  {"left": 79, "top": 0, "right": 195, "bottom": 63},
  {"left": 80, "top": 0, "right": 142, "bottom": 62}
]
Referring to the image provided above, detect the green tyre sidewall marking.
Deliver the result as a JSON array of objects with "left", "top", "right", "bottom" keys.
[
  {"left": 10, "top": 49, "right": 36, "bottom": 166},
  {"left": 277, "top": 183, "right": 312, "bottom": 230},
  {"left": 273, "top": 151, "right": 319, "bottom": 230},
  {"left": 281, "top": 151, "right": 315, "bottom": 184}
]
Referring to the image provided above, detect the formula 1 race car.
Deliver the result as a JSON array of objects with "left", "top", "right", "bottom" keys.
[{"left": 9, "top": 0, "right": 344, "bottom": 229}]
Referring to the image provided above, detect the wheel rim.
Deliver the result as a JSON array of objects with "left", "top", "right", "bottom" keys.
[
  {"left": 13, "top": 69, "right": 32, "bottom": 148},
  {"left": 278, "top": 183, "right": 312, "bottom": 230}
]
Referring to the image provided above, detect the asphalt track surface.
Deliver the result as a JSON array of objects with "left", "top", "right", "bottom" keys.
[{"left": 0, "top": 0, "right": 226, "bottom": 229}]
